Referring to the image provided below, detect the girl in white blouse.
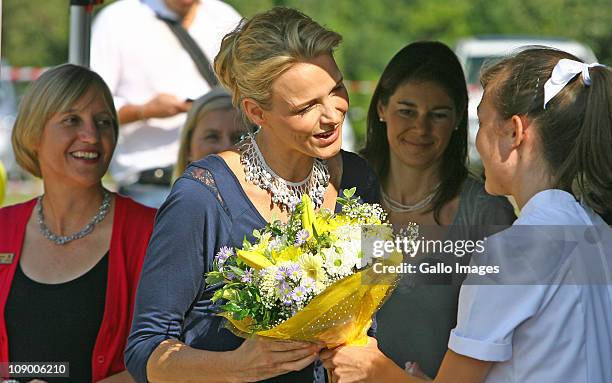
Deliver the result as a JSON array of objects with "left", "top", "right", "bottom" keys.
[{"left": 320, "top": 47, "right": 612, "bottom": 383}]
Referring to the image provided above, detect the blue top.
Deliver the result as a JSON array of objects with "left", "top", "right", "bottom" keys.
[
  {"left": 125, "top": 151, "right": 379, "bottom": 383},
  {"left": 449, "top": 189, "right": 612, "bottom": 383}
]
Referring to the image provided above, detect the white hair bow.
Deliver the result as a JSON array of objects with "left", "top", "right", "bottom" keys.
[{"left": 543, "top": 59, "right": 604, "bottom": 109}]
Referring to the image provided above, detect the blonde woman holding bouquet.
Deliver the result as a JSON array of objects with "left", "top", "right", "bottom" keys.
[{"left": 125, "top": 7, "right": 379, "bottom": 383}]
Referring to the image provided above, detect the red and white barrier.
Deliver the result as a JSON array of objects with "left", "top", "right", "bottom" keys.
[
  {"left": 0, "top": 66, "right": 378, "bottom": 94},
  {"left": 0, "top": 66, "right": 50, "bottom": 82}
]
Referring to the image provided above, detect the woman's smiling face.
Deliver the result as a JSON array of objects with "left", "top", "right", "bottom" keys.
[
  {"left": 260, "top": 54, "right": 349, "bottom": 160},
  {"left": 379, "top": 80, "right": 458, "bottom": 170},
  {"left": 35, "top": 87, "right": 116, "bottom": 187}
]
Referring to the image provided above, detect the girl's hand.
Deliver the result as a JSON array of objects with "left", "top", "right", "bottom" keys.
[{"left": 320, "top": 337, "right": 394, "bottom": 383}]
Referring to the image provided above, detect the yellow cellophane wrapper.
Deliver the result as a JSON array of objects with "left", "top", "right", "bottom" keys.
[{"left": 220, "top": 251, "right": 402, "bottom": 348}]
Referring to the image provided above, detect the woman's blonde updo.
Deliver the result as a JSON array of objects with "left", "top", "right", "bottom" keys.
[{"left": 214, "top": 7, "right": 342, "bottom": 113}]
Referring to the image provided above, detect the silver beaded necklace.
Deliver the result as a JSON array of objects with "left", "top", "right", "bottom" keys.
[
  {"left": 239, "top": 132, "right": 329, "bottom": 211},
  {"left": 37, "top": 190, "right": 112, "bottom": 245},
  {"left": 380, "top": 183, "right": 440, "bottom": 213}
]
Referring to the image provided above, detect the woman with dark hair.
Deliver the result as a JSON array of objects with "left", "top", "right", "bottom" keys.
[
  {"left": 359, "top": 41, "right": 516, "bottom": 377},
  {"left": 321, "top": 47, "right": 612, "bottom": 383}
]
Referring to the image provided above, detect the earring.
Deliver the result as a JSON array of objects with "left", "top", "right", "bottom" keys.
[
  {"left": 454, "top": 126, "right": 459, "bottom": 131},
  {"left": 379, "top": 117, "right": 385, "bottom": 122}
]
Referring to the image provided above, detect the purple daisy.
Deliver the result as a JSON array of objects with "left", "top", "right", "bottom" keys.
[
  {"left": 290, "top": 285, "right": 308, "bottom": 303},
  {"left": 215, "top": 246, "right": 234, "bottom": 268},
  {"left": 285, "top": 263, "right": 302, "bottom": 283},
  {"left": 241, "top": 269, "right": 254, "bottom": 283},
  {"left": 294, "top": 229, "right": 310, "bottom": 246}
]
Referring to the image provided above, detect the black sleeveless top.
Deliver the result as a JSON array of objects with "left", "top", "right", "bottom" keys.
[{"left": 5, "top": 253, "right": 108, "bottom": 382}]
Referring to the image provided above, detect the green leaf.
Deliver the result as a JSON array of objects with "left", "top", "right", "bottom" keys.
[
  {"left": 222, "top": 289, "right": 238, "bottom": 301},
  {"left": 205, "top": 272, "right": 224, "bottom": 285},
  {"left": 312, "top": 223, "right": 319, "bottom": 240},
  {"left": 212, "top": 289, "right": 224, "bottom": 302},
  {"left": 229, "top": 265, "right": 245, "bottom": 277},
  {"left": 242, "top": 236, "right": 252, "bottom": 250},
  {"left": 344, "top": 187, "right": 356, "bottom": 198},
  {"left": 221, "top": 302, "right": 240, "bottom": 313}
]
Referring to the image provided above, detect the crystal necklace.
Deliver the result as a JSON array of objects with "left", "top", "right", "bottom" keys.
[
  {"left": 239, "top": 132, "right": 330, "bottom": 211},
  {"left": 37, "top": 190, "right": 112, "bottom": 245},
  {"left": 380, "top": 183, "right": 441, "bottom": 213}
]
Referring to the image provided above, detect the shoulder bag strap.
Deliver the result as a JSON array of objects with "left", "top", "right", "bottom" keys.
[{"left": 157, "top": 15, "right": 220, "bottom": 87}]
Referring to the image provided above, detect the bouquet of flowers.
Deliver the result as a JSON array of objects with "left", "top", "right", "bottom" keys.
[{"left": 205, "top": 188, "right": 404, "bottom": 347}]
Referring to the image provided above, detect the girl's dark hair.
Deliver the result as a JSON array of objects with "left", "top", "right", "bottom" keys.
[
  {"left": 481, "top": 47, "right": 612, "bottom": 214},
  {"left": 360, "top": 41, "right": 469, "bottom": 224}
]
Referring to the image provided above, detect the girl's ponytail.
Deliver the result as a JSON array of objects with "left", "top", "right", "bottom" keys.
[
  {"left": 481, "top": 48, "right": 611, "bottom": 214},
  {"left": 574, "top": 67, "right": 612, "bottom": 213}
]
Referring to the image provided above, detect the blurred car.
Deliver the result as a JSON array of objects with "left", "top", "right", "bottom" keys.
[{"left": 454, "top": 36, "right": 598, "bottom": 171}]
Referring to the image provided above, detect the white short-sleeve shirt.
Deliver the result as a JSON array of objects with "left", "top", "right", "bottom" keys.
[
  {"left": 91, "top": 0, "right": 242, "bottom": 183},
  {"left": 449, "top": 190, "right": 612, "bottom": 383}
]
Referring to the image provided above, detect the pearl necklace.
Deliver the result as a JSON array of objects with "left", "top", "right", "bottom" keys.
[
  {"left": 37, "top": 190, "right": 112, "bottom": 245},
  {"left": 239, "top": 132, "right": 329, "bottom": 211},
  {"left": 380, "top": 183, "right": 440, "bottom": 213}
]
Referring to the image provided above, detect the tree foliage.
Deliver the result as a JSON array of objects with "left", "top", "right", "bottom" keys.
[
  {"left": 224, "top": 0, "right": 611, "bottom": 138},
  {"left": 223, "top": 0, "right": 610, "bottom": 81},
  {"left": 2, "top": 0, "right": 610, "bottom": 139}
]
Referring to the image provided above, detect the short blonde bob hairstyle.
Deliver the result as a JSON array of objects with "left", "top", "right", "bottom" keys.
[
  {"left": 12, "top": 63, "right": 118, "bottom": 178},
  {"left": 214, "top": 7, "right": 342, "bottom": 113}
]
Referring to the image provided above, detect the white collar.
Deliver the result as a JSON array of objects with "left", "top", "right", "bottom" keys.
[
  {"left": 519, "top": 189, "right": 599, "bottom": 225},
  {"left": 520, "top": 189, "right": 577, "bottom": 217}
]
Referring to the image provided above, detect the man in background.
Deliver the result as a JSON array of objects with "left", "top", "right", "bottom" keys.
[{"left": 91, "top": 0, "right": 241, "bottom": 207}]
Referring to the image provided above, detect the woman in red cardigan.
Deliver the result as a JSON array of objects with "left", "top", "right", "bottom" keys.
[{"left": 0, "top": 64, "right": 155, "bottom": 382}]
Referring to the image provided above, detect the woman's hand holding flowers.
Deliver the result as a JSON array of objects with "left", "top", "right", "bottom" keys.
[{"left": 229, "top": 337, "right": 322, "bottom": 382}]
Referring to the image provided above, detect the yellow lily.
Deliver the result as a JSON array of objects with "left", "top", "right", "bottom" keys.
[
  {"left": 301, "top": 194, "right": 316, "bottom": 237},
  {"left": 273, "top": 246, "right": 302, "bottom": 263},
  {"left": 237, "top": 248, "right": 273, "bottom": 270}
]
